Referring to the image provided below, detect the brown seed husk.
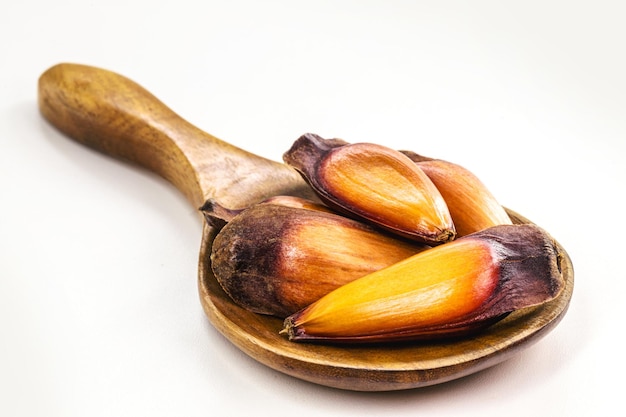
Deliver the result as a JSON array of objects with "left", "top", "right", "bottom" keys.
[
  {"left": 282, "top": 223, "right": 564, "bottom": 343},
  {"left": 283, "top": 134, "right": 455, "bottom": 245},
  {"left": 210, "top": 202, "right": 426, "bottom": 317},
  {"left": 401, "top": 150, "right": 512, "bottom": 236}
]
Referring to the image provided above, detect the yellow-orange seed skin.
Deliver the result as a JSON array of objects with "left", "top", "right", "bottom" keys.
[
  {"left": 288, "top": 238, "right": 498, "bottom": 339},
  {"left": 417, "top": 159, "right": 512, "bottom": 236},
  {"left": 319, "top": 143, "right": 454, "bottom": 242}
]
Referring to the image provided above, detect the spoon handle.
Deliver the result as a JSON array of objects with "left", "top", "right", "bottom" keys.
[{"left": 38, "top": 63, "right": 311, "bottom": 210}]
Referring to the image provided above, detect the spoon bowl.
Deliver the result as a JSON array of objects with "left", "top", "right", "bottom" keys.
[{"left": 38, "top": 63, "right": 574, "bottom": 391}]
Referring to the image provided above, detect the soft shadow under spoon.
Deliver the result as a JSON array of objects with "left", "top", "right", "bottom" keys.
[{"left": 37, "top": 63, "right": 574, "bottom": 391}]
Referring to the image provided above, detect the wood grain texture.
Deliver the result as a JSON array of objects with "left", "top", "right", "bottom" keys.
[
  {"left": 198, "top": 210, "right": 573, "bottom": 391},
  {"left": 38, "top": 63, "right": 574, "bottom": 391},
  {"left": 37, "top": 63, "right": 315, "bottom": 210}
]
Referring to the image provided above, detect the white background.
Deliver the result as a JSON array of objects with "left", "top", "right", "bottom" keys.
[{"left": 2, "top": 1, "right": 624, "bottom": 416}]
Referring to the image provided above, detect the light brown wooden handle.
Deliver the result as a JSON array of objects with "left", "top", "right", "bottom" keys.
[{"left": 38, "top": 63, "right": 311, "bottom": 210}]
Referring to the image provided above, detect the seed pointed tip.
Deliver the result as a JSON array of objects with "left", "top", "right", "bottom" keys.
[
  {"left": 441, "top": 228, "right": 457, "bottom": 242},
  {"left": 279, "top": 321, "right": 295, "bottom": 340}
]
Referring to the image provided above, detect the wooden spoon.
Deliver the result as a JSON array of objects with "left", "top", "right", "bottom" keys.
[{"left": 38, "top": 63, "right": 574, "bottom": 391}]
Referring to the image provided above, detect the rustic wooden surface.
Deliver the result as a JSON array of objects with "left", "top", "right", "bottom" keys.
[{"left": 37, "top": 63, "right": 574, "bottom": 391}]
